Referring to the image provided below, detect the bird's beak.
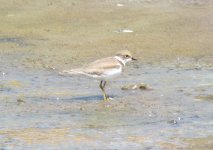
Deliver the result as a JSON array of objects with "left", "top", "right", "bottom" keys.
[{"left": 132, "top": 57, "right": 137, "bottom": 61}]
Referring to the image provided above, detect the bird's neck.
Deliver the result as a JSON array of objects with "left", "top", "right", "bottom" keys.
[{"left": 114, "top": 56, "right": 125, "bottom": 66}]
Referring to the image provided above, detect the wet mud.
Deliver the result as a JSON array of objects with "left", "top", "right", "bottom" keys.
[{"left": 0, "top": 0, "right": 213, "bottom": 149}]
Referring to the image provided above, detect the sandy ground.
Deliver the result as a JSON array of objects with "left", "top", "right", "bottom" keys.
[{"left": 0, "top": 0, "right": 213, "bottom": 149}]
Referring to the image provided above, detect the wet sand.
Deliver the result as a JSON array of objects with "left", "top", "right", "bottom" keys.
[{"left": 0, "top": 0, "right": 213, "bottom": 149}]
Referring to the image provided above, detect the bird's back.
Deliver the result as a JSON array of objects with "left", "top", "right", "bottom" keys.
[
  {"left": 82, "top": 57, "right": 123, "bottom": 78},
  {"left": 61, "top": 56, "right": 123, "bottom": 79}
]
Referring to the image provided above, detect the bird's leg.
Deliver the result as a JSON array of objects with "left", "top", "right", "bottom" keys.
[
  {"left": 102, "top": 81, "right": 109, "bottom": 101},
  {"left": 102, "top": 80, "right": 106, "bottom": 88},
  {"left": 99, "top": 80, "right": 103, "bottom": 89},
  {"left": 99, "top": 80, "right": 109, "bottom": 101}
]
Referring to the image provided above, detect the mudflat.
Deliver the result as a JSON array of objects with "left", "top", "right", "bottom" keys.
[{"left": 0, "top": 0, "right": 212, "bottom": 149}]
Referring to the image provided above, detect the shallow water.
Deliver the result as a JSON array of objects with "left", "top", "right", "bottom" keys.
[{"left": 0, "top": 0, "right": 213, "bottom": 149}]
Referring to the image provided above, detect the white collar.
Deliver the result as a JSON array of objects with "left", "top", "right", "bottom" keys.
[{"left": 114, "top": 56, "right": 125, "bottom": 66}]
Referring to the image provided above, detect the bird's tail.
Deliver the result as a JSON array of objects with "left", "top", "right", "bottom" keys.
[{"left": 59, "top": 69, "right": 84, "bottom": 76}]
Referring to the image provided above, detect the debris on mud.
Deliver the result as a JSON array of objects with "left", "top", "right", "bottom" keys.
[
  {"left": 195, "top": 94, "right": 213, "bottom": 101},
  {"left": 121, "top": 83, "right": 152, "bottom": 91},
  {"left": 114, "top": 29, "right": 133, "bottom": 33},
  {"left": 17, "top": 98, "right": 25, "bottom": 104}
]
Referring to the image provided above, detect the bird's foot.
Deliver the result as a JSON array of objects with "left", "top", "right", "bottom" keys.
[{"left": 103, "top": 95, "right": 111, "bottom": 102}]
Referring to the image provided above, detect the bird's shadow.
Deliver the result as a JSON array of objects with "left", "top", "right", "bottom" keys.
[
  {"left": 69, "top": 94, "right": 117, "bottom": 101},
  {"left": 26, "top": 95, "right": 117, "bottom": 103}
]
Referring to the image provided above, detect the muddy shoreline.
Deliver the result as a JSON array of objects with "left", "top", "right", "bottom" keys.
[{"left": 0, "top": 0, "right": 213, "bottom": 149}]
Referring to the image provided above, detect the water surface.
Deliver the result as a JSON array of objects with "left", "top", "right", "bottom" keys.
[{"left": 0, "top": 0, "right": 213, "bottom": 149}]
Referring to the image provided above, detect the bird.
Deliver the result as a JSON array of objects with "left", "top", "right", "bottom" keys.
[{"left": 60, "top": 50, "right": 136, "bottom": 101}]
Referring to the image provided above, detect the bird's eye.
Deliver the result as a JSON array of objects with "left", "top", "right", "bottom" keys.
[{"left": 125, "top": 55, "right": 129, "bottom": 58}]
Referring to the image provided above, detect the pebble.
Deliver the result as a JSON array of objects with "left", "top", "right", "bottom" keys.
[
  {"left": 178, "top": 117, "right": 183, "bottom": 120},
  {"left": 168, "top": 120, "right": 178, "bottom": 125},
  {"left": 17, "top": 98, "right": 25, "bottom": 103},
  {"left": 121, "top": 83, "right": 152, "bottom": 90},
  {"left": 117, "top": 3, "right": 124, "bottom": 7},
  {"left": 114, "top": 29, "right": 134, "bottom": 33}
]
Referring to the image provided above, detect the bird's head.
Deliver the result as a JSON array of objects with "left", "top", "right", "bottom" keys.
[{"left": 115, "top": 50, "right": 137, "bottom": 65}]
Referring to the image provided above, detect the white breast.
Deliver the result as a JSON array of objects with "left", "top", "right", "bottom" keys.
[{"left": 102, "top": 64, "right": 122, "bottom": 79}]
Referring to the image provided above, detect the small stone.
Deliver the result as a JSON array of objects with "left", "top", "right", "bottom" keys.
[
  {"left": 121, "top": 83, "right": 152, "bottom": 91},
  {"left": 122, "top": 29, "right": 133, "bottom": 33},
  {"left": 121, "top": 84, "right": 136, "bottom": 90},
  {"left": 195, "top": 95, "right": 213, "bottom": 101},
  {"left": 117, "top": 3, "right": 124, "bottom": 7},
  {"left": 17, "top": 98, "right": 25, "bottom": 103},
  {"left": 168, "top": 120, "right": 178, "bottom": 125},
  {"left": 114, "top": 29, "right": 133, "bottom": 33},
  {"left": 138, "top": 83, "right": 149, "bottom": 90},
  {"left": 132, "top": 85, "right": 138, "bottom": 90},
  {"left": 178, "top": 117, "right": 183, "bottom": 120}
]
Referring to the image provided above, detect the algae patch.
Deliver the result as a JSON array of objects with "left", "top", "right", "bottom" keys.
[{"left": 195, "top": 95, "right": 213, "bottom": 101}]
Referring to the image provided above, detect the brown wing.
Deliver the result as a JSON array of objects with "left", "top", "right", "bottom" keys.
[{"left": 82, "top": 57, "right": 121, "bottom": 75}]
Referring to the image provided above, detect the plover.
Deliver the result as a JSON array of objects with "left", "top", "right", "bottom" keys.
[{"left": 61, "top": 50, "right": 136, "bottom": 101}]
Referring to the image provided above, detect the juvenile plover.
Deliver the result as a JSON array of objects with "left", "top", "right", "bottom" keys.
[{"left": 61, "top": 50, "right": 136, "bottom": 101}]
